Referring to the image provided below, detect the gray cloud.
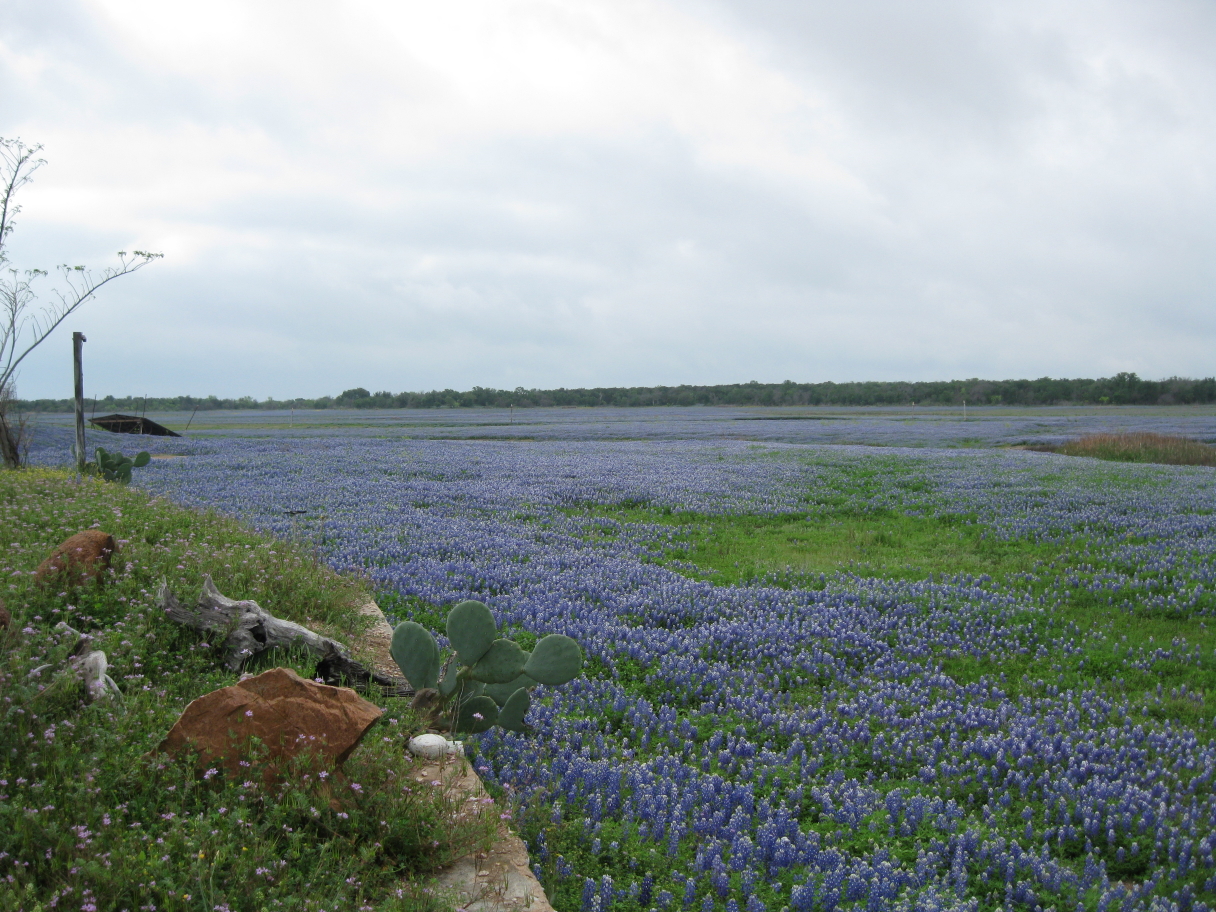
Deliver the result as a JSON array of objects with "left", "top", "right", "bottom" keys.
[{"left": 3, "top": 0, "right": 1214, "bottom": 398}]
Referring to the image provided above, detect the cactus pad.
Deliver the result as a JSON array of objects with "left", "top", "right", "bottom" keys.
[
  {"left": 469, "top": 639, "right": 528, "bottom": 684},
  {"left": 485, "top": 672, "right": 535, "bottom": 707},
  {"left": 455, "top": 695, "right": 499, "bottom": 734},
  {"left": 446, "top": 600, "right": 497, "bottom": 666},
  {"left": 497, "top": 687, "right": 531, "bottom": 733},
  {"left": 390, "top": 621, "right": 440, "bottom": 690},
  {"left": 394, "top": 600, "right": 580, "bottom": 736},
  {"left": 524, "top": 634, "right": 583, "bottom": 685},
  {"left": 437, "top": 665, "right": 460, "bottom": 698}
]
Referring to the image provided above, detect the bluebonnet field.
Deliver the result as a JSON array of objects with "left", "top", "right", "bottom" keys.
[
  {"left": 26, "top": 408, "right": 1216, "bottom": 912},
  {"left": 30, "top": 402, "right": 1216, "bottom": 448}
]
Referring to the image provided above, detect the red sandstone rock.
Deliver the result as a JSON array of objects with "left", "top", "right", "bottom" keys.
[
  {"left": 35, "top": 530, "right": 117, "bottom": 585},
  {"left": 157, "top": 666, "right": 382, "bottom": 777}
]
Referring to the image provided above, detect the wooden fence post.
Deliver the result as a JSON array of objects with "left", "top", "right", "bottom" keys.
[{"left": 73, "top": 332, "right": 86, "bottom": 472}]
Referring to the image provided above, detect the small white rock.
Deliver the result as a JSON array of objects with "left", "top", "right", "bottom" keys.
[{"left": 408, "top": 733, "right": 465, "bottom": 759}]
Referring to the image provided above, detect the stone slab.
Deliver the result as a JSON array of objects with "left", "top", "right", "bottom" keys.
[
  {"left": 343, "top": 596, "right": 555, "bottom": 911},
  {"left": 415, "top": 753, "right": 555, "bottom": 912}
]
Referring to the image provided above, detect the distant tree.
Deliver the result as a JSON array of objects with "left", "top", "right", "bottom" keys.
[{"left": 0, "top": 137, "right": 162, "bottom": 467}]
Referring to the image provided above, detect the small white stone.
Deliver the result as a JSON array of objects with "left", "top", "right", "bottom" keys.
[{"left": 409, "top": 733, "right": 465, "bottom": 759}]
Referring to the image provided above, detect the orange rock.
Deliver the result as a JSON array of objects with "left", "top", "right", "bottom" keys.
[
  {"left": 35, "top": 530, "right": 117, "bottom": 585},
  {"left": 157, "top": 667, "right": 382, "bottom": 778}
]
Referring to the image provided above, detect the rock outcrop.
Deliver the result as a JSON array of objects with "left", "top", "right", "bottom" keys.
[
  {"left": 157, "top": 666, "right": 382, "bottom": 776},
  {"left": 418, "top": 754, "right": 556, "bottom": 912},
  {"left": 35, "top": 530, "right": 117, "bottom": 585}
]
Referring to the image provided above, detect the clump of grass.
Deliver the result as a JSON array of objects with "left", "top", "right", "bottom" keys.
[
  {"left": 1056, "top": 432, "right": 1216, "bottom": 467},
  {"left": 0, "top": 468, "right": 496, "bottom": 911}
]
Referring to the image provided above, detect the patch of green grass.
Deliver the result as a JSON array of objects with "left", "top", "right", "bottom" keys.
[
  {"left": 379, "top": 590, "right": 449, "bottom": 633},
  {"left": 0, "top": 468, "right": 496, "bottom": 911},
  {"left": 577, "top": 505, "right": 1057, "bottom": 586}
]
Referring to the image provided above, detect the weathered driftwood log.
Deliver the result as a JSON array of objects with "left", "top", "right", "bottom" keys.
[
  {"left": 74, "top": 648, "right": 123, "bottom": 701},
  {"left": 157, "top": 575, "right": 412, "bottom": 696},
  {"left": 27, "top": 622, "right": 121, "bottom": 702}
]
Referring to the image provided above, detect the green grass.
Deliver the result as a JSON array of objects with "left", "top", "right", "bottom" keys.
[
  {"left": 576, "top": 504, "right": 1056, "bottom": 587},
  {"left": 0, "top": 468, "right": 497, "bottom": 912},
  {"left": 672, "top": 510, "right": 1052, "bottom": 585}
]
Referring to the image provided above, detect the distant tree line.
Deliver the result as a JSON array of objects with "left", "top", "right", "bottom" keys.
[{"left": 14, "top": 373, "right": 1216, "bottom": 413}]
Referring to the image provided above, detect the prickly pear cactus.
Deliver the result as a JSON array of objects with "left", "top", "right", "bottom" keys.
[
  {"left": 390, "top": 622, "right": 440, "bottom": 691},
  {"left": 87, "top": 447, "right": 151, "bottom": 484},
  {"left": 391, "top": 599, "right": 583, "bottom": 735}
]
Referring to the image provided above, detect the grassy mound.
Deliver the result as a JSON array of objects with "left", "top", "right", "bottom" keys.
[
  {"left": 1056, "top": 431, "right": 1216, "bottom": 466},
  {"left": 0, "top": 468, "right": 495, "bottom": 912}
]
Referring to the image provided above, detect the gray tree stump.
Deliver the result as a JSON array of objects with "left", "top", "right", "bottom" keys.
[{"left": 157, "top": 575, "right": 412, "bottom": 696}]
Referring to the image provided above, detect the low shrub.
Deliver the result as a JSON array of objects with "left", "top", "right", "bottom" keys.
[{"left": 1056, "top": 431, "right": 1216, "bottom": 467}]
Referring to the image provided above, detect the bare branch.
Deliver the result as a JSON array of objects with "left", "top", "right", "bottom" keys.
[
  {"left": 0, "top": 137, "right": 162, "bottom": 468},
  {"left": 0, "top": 252, "right": 162, "bottom": 393},
  {"left": 0, "top": 138, "right": 46, "bottom": 265}
]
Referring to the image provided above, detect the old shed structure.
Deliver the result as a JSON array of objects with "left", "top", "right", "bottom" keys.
[{"left": 89, "top": 414, "right": 182, "bottom": 437}]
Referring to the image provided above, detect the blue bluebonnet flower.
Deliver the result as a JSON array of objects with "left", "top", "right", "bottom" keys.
[{"left": 70, "top": 418, "right": 1216, "bottom": 912}]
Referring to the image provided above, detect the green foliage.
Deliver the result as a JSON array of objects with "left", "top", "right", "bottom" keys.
[
  {"left": 391, "top": 600, "right": 582, "bottom": 735},
  {"left": 84, "top": 445, "right": 151, "bottom": 483},
  {"left": 18, "top": 372, "right": 1216, "bottom": 413},
  {"left": 0, "top": 467, "right": 496, "bottom": 911}
]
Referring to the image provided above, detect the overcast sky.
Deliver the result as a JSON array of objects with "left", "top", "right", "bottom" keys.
[{"left": 3, "top": 0, "right": 1214, "bottom": 399}]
